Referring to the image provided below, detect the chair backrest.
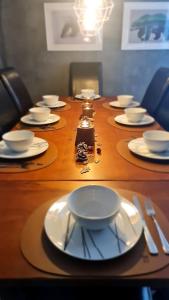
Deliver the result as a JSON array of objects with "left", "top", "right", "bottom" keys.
[
  {"left": 0, "top": 80, "right": 20, "bottom": 137},
  {"left": 0, "top": 67, "right": 33, "bottom": 115},
  {"left": 141, "top": 67, "right": 169, "bottom": 116},
  {"left": 69, "top": 62, "right": 103, "bottom": 96},
  {"left": 153, "top": 79, "right": 169, "bottom": 130}
]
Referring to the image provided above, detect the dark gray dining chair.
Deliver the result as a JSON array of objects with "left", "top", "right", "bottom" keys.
[
  {"left": 69, "top": 62, "right": 103, "bottom": 96},
  {"left": 0, "top": 80, "right": 20, "bottom": 137},
  {"left": 153, "top": 80, "right": 169, "bottom": 130},
  {"left": 0, "top": 67, "right": 33, "bottom": 115},
  {"left": 141, "top": 67, "right": 169, "bottom": 116}
]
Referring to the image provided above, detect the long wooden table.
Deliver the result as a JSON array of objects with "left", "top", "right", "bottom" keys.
[
  {"left": 0, "top": 97, "right": 169, "bottom": 181},
  {"left": 1, "top": 97, "right": 169, "bottom": 288}
]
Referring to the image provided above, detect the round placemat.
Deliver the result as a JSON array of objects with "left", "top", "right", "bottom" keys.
[
  {"left": 107, "top": 116, "right": 160, "bottom": 132},
  {"left": 16, "top": 117, "right": 67, "bottom": 132},
  {"left": 117, "top": 139, "right": 169, "bottom": 173},
  {"left": 21, "top": 189, "right": 169, "bottom": 277},
  {"left": 102, "top": 102, "right": 122, "bottom": 111},
  {"left": 53, "top": 103, "right": 71, "bottom": 111},
  {"left": 68, "top": 97, "right": 105, "bottom": 103},
  {"left": 0, "top": 141, "right": 57, "bottom": 173}
]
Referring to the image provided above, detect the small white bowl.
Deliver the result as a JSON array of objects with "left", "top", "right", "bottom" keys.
[
  {"left": 81, "top": 89, "right": 95, "bottom": 99},
  {"left": 42, "top": 95, "right": 59, "bottom": 106},
  {"left": 68, "top": 185, "right": 121, "bottom": 230},
  {"left": 125, "top": 107, "right": 147, "bottom": 123},
  {"left": 2, "top": 130, "right": 34, "bottom": 152},
  {"left": 143, "top": 130, "right": 169, "bottom": 153},
  {"left": 117, "top": 95, "right": 134, "bottom": 106},
  {"left": 29, "top": 107, "right": 51, "bottom": 122}
]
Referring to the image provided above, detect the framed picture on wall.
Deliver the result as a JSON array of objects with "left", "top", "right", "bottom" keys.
[
  {"left": 44, "top": 2, "right": 102, "bottom": 51},
  {"left": 121, "top": 2, "right": 169, "bottom": 50}
]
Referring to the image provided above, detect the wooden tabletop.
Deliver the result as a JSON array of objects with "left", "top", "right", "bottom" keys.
[
  {"left": 0, "top": 97, "right": 168, "bottom": 181},
  {"left": 1, "top": 180, "right": 169, "bottom": 287},
  {"left": 1, "top": 97, "right": 169, "bottom": 287}
]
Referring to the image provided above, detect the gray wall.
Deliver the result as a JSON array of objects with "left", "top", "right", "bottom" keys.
[{"left": 1, "top": 0, "right": 169, "bottom": 102}]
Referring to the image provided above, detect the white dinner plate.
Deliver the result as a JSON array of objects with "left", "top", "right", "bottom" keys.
[
  {"left": 20, "top": 114, "right": 60, "bottom": 125},
  {"left": 0, "top": 137, "right": 48, "bottom": 159},
  {"left": 109, "top": 101, "right": 140, "bottom": 108},
  {"left": 75, "top": 94, "right": 101, "bottom": 100},
  {"left": 36, "top": 101, "right": 66, "bottom": 108},
  {"left": 114, "top": 114, "right": 155, "bottom": 126},
  {"left": 44, "top": 194, "right": 142, "bottom": 261},
  {"left": 128, "top": 137, "right": 169, "bottom": 160}
]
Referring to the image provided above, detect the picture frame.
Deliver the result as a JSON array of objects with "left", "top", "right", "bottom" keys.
[
  {"left": 44, "top": 2, "right": 102, "bottom": 51},
  {"left": 121, "top": 2, "right": 169, "bottom": 50}
]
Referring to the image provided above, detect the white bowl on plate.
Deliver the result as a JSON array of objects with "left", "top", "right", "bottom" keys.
[
  {"left": 68, "top": 185, "right": 121, "bottom": 230},
  {"left": 143, "top": 130, "right": 169, "bottom": 153},
  {"left": 117, "top": 95, "right": 133, "bottom": 106},
  {"left": 125, "top": 107, "right": 147, "bottom": 123},
  {"left": 29, "top": 107, "right": 51, "bottom": 122},
  {"left": 2, "top": 130, "right": 34, "bottom": 152},
  {"left": 81, "top": 89, "right": 95, "bottom": 99},
  {"left": 42, "top": 95, "right": 59, "bottom": 106}
]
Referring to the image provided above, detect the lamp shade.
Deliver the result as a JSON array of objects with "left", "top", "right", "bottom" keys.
[{"left": 74, "top": 0, "right": 114, "bottom": 37}]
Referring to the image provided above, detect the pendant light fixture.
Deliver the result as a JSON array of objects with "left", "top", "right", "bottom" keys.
[{"left": 74, "top": 0, "right": 114, "bottom": 38}]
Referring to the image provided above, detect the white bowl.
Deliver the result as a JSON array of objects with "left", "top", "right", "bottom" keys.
[
  {"left": 68, "top": 185, "right": 121, "bottom": 230},
  {"left": 125, "top": 107, "right": 147, "bottom": 123},
  {"left": 29, "top": 107, "right": 51, "bottom": 122},
  {"left": 42, "top": 95, "right": 59, "bottom": 106},
  {"left": 117, "top": 95, "right": 133, "bottom": 106},
  {"left": 2, "top": 130, "right": 34, "bottom": 152},
  {"left": 81, "top": 89, "right": 95, "bottom": 99},
  {"left": 143, "top": 130, "right": 169, "bottom": 153}
]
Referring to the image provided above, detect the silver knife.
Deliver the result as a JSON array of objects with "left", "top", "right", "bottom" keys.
[{"left": 133, "top": 195, "right": 158, "bottom": 255}]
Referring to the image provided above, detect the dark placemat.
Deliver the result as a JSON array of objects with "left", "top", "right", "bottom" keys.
[
  {"left": 117, "top": 139, "right": 169, "bottom": 173},
  {"left": 16, "top": 117, "right": 67, "bottom": 132},
  {"left": 0, "top": 141, "right": 57, "bottom": 173},
  {"left": 107, "top": 116, "right": 160, "bottom": 132},
  {"left": 21, "top": 189, "right": 169, "bottom": 277}
]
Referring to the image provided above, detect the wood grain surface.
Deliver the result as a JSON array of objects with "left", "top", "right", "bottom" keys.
[
  {"left": 0, "top": 98, "right": 169, "bottom": 181},
  {"left": 1, "top": 97, "right": 169, "bottom": 286}
]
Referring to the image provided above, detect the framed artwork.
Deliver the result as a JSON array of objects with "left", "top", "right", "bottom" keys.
[
  {"left": 44, "top": 2, "right": 102, "bottom": 51},
  {"left": 121, "top": 2, "right": 169, "bottom": 50}
]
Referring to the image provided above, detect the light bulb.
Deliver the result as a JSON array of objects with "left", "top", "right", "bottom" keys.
[{"left": 74, "top": 0, "right": 114, "bottom": 37}]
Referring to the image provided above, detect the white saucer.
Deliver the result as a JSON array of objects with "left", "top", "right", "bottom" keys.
[
  {"left": 0, "top": 137, "right": 48, "bottom": 159},
  {"left": 44, "top": 194, "right": 142, "bottom": 261},
  {"left": 21, "top": 114, "right": 60, "bottom": 125},
  {"left": 114, "top": 114, "right": 155, "bottom": 126},
  {"left": 128, "top": 137, "right": 169, "bottom": 160},
  {"left": 75, "top": 94, "right": 101, "bottom": 100},
  {"left": 109, "top": 101, "right": 140, "bottom": 108},
  {"left": 36, "top": 101, "right": 66, "bottom": 108}
]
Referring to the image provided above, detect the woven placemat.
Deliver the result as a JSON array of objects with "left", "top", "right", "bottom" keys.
[
  {"left": 21, "top": 189, "right": 169, "bottom": 277},
  {"left": 0, "top": 141, "right": 57, "bottom": 173},
  {"left": 16, "top": 117, "right": 67, "bottom": 132},
  {"left": 107, "top": 116, "right": 160, "bottom": 132},
  {"left": 102, "top": 102, "right": 122, "bottom": 111},
  {"left": 117, "top": 139, "right": 169, "bottom": 173}
]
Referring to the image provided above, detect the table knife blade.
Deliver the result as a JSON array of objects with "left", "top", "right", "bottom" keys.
[{"left": 133, "top": 195, "right": 158, "bottom": 255}]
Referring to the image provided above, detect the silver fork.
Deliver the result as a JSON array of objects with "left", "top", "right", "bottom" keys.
[{"left": 145, "top": 199, "right": 169, "bottom": 254}]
